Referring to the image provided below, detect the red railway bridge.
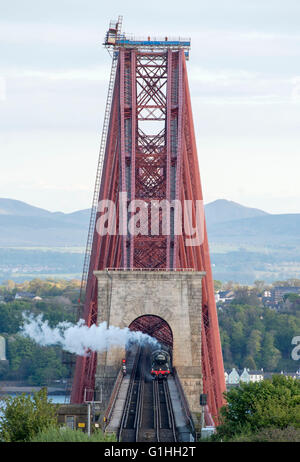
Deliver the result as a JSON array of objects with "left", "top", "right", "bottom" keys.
[{"left": 70, "top": 16, "right": 226, "bottom": 429}]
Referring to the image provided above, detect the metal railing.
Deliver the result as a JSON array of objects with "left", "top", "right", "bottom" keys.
[
  {"left": 103, "top": 368, "right": 124, "bottom": 428},
  {"left": 117, "top": 34, "right": 191, "bottom": 43},
  {"left": 104, "top": 267, "right": 196, "bottom": 272},
  {"left": 173, "top": 367, "right": 196, "bottom": 438}
]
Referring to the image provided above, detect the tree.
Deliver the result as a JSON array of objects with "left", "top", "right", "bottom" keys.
[
  {"left": 253, "top": 280, "right": 266, "bottom": 295},
  {"left": 0, "top": 388, "right": 58, "bottom": 442},
  {"left": 220, "top": 331, "right": 233, "bottom": 366},
  {"left": 261, "top": 332, "right": 281, "bottom": 371},
  {"left": 6, "top": 336, "right": 68, "bottom": 384},
  {"left": 214, "top": 280, "right": 223, "bottom": 292},
  {"left": 218, "top": 301, "right": 300, "bottom": 372},
  {"left": 4, "top": 280, "right": 16, "bottom": 291},
  {"left": 230, "top": 320, "right": 245, "bottom": 365},
  {"left": 232, "top": 287, "right": 261, "bottom": 306},
  {"left": 0, "top": 302, "right": 25, "bottom": 334},
  {"left": 223, "top": 281, "right": 238, "bottom": 290},
  {"left": 243, "top": 355, "right": 257, "bottom": 370},
  {"left": 215, "top": 375, "right": 300, "bottom": 440},
  {"left": 281, "top": 294, "right": 300, "bottom": 315},
  {"left": 246, "top": 329, "right": 262, "bottom": 364}
]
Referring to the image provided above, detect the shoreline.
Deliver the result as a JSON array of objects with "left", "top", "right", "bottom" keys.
[{"left": 0, "top": 386, "right": 68, "bottom": 396}]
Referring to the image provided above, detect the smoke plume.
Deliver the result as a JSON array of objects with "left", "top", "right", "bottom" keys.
[{"left": 21, "top": 313, "right": 159, "bottom": 356}]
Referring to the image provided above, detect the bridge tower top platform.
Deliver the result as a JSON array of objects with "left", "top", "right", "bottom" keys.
[{"left": 104, "top": 15, "right": 191, "bottom": 59}]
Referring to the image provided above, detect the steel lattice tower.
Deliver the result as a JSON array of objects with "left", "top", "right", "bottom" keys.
[{"left": 71, "top": 18, "right": 226, "bottom": 422}]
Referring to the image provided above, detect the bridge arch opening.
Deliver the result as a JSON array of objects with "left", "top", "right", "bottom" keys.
[{"left": 128, "top": 315, "right": 173, "bottom": 349}]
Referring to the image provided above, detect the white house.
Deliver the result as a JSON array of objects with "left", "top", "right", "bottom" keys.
[
  {"left": 228, "top": 368, "right": 240, "bottom": 385},
  {"left": 15, "top": 291, "right": 35, "bottom": 300},
  {"left": 249, "top": 370, "right": 264, "bottom": 382},
  {"left": 226, "top": 367, "right": 264, "bottom": 386},
  {"left": 239, "top": 368, "right": 251, "bottom": 383},
  {"left": 224, "top": 371, "right": 229, "bottom": 384}
]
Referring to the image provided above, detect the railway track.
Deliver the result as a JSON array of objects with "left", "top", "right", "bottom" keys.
[
  {"left": 153, "top": 379, "right": 177, "bottom": 442},
  {"left": 118, "top": 346, "right": 177, "bottom": 442},
  {"left": 118, "top": 346, "right": 143, "bottom": 442}
]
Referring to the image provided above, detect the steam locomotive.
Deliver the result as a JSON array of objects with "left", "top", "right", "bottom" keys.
[{"left": 150, "top": 348, "right": 172, "bottom": 380}]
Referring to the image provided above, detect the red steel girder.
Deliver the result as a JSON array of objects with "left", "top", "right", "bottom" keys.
[
  {"left": 71, "top": 48, "right": 226, "bottom": 423},
  {"left": 129, "top": 315, "right": 173, "bottom": 348}
]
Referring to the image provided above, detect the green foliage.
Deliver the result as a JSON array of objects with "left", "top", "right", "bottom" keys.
[
  {"left": 32, "top": 300, "right": 76, "bottom": 327},
  {"left": 0, "top": 279, "right": 78, "bottom": 384},
  {"left": 0, "top": 388, "right": 59, "bottom": 442},
  {"left": 231, "top": 287, "right": 260, "bottom": 306},
  {"left": 0, "top": 299, "right": 76, "bottom": 335},
  {"left": 214, "top": 280, "right": 223, "bottom": 292},
  {"left": 31, "top": 425, "right": 117, "bottom": 442},
  {"left": 0, "top": 277, "right": 81, "bottom": 300},
  {"left": 281, "top": 294, "right": 300, "bottom": 315},
  {"left": 24, "top": 278, "right": 80, "bottom": 297},
  {"left": 214, "top": 375, "right": 300, "bottom": 441},
  {"left": 5, "top": 336, "right": 67, "bottom": 384},
  {"left": 253, "top": 280, "right": 266, "bottom": 295},
  {"left": 218, "top": 303, "right": 300, "bottom": 371},
  {"left": 229, "top": 426, "right": 300, "bottom": 442},
  {"left": 0, "top": 302, "right": 27, "bottom": 334}
]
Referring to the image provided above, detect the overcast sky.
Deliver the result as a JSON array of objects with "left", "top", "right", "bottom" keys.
[{"left": 1, "top": 0, "right": 300, "bottom": 214}]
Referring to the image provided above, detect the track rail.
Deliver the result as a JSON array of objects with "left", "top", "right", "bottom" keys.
[
  {"left": 118, "top": 346, "right": 143, "bottom": 442},
  {"left": 153, "top": 380, "right": 177, "bottom": 442},
  {"left": 134, "top": 357, "right": 145, "bottom": 442},
  {"left": 118, "top": 347, "right": 177, "bottom": 442}
]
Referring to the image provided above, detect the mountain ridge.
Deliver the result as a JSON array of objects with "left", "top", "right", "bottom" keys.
[
  {"left": 0, "top": 197, "right": 270, "bottom": 225},
  {"left": 0, "top": 198, "right": 90, "bottom": 222},
  {"left": 0, "top": 197, "right": 298, "bottom": 248},
  {"left": 205, "top": 199, "right": 269, "bottom": 225},
  {"left": 0, "top": 198, "right": 299, "bottom": 283}
]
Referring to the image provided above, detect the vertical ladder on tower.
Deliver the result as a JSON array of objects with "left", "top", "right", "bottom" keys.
[{"left": 78, "top": 24, "right": 122, "bottom": 307}]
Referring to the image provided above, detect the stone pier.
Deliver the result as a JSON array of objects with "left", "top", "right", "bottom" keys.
[{"left": 93, "top": 270, "right": 205, "bottom": 426}]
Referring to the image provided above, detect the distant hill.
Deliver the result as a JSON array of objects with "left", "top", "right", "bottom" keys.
[
  {"left": 205, "top": 199, "right": 268, "bottom": 225},
  {"left": 0, "top": 198, "right": 57, "bottom": 217},
  {"left": 0, "top": 199, "right": 90, "bottom": 246},
  {"left": 0, "top": 197, "right": 298, "bottom": 248},
  {"left": 0, "top": 197, "right": 271, "bottom": 246},
  {"left": 0, "top": 198, "right": 90, "bottom": 224},
  {"left": 207, "top": 213, "right": 300, "bottom": 246},
  {"left": 0, "top": 198, "right": 299, "bottom": 284}
]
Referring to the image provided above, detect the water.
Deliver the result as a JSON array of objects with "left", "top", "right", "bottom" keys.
[
  {"left": 0, "top": 394, "right": 70, "bottom": 418},
  {"left": 0, "top": 393, "right": 70, "bottom": 403},
  {"left": 48, "top": 395, "right": 70, "bottom": 404}
]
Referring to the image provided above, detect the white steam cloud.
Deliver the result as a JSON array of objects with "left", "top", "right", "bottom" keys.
[{"left": 21, "top": 313, "right": 159, "bottom": 356}]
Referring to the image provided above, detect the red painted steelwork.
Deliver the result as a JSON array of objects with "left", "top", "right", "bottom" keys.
[
  {"left": 129, "top": 314, "right": 173, "bottom": 348},
  {"left": 70, "top": 46, "right": 226, "bottom": 423}
]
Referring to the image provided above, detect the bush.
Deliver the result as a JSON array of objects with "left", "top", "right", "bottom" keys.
[
  {"left": 230, "top": 426, "right": 300, "bottom": 442},
  {"left": 0, "top": 388, "right": 58, "bottom": 442},
  {"left": 31, "top": 425, "right": 117, "bottom": 442},
  {"left": 214, "top": 375, "right": 300, "bottom": 441}
]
